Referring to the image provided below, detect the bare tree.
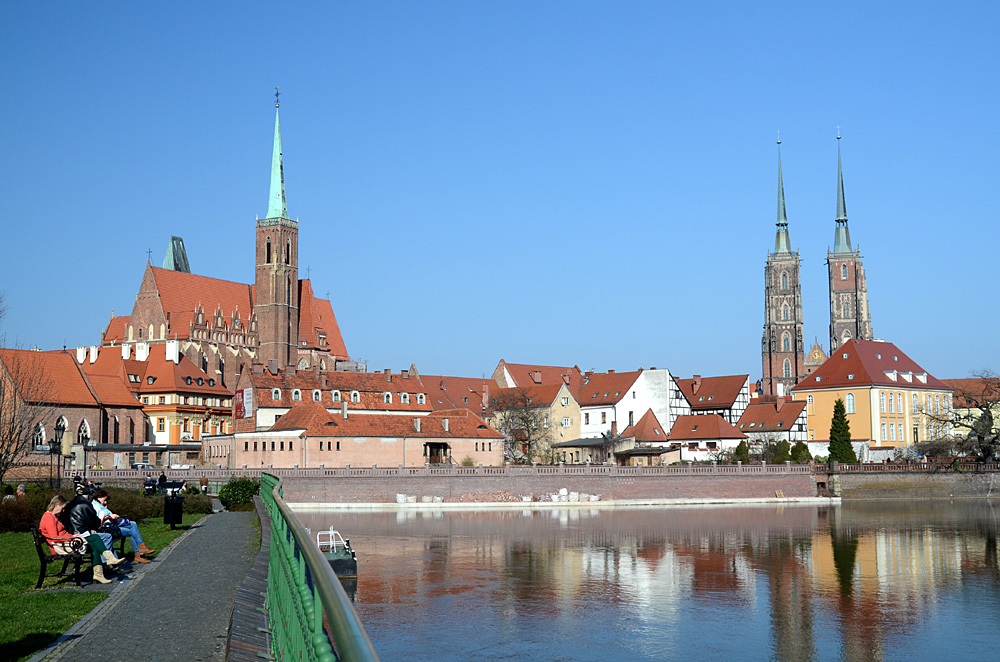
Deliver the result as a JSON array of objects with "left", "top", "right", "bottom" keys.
[
  {"left": 0, "top": 348, "right": 54, "bottom": 485},
  {"left": 919, "top": 370, "right": 1000, "bottom": 462},
  {"left": 490, "top": 386, "right": 552, "bottom": 464}
]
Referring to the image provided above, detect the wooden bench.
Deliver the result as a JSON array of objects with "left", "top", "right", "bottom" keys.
[{"left": 31, "top": 527, "right": 129, "bottom": 589}]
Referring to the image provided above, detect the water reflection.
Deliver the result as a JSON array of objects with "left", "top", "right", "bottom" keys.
[{"left": 296, "top": 502, "right": 1000, "bottom": 661}]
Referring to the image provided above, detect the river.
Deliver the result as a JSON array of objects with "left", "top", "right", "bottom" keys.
[{"left": 295, "top": 501, "right": 1000, "bottom": 661}]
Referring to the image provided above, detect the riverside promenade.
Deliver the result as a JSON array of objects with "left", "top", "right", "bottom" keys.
[{"left": 30, "top": 509, "right": 261, "bottom": 662}]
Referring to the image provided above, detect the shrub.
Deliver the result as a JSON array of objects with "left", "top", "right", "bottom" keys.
[
  {"left": 790, "top": 441, "right": 813, "bottom": 464},
  {"left": 460, "top": 455, "right": 475, "bottom": 467},
  {"left": 218, "top": 477, "right": 260, "bottom": 510}
]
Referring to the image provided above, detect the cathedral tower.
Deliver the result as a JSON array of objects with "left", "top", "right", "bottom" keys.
[
  {"left": 827, "top": 136, "right": 872, "bottom": 353},
  {"left": 762, "top": 142, "right": 806, "bottom": 397},
  {"left": 254, "top": 94, "right": 299, "bottom": 368}
]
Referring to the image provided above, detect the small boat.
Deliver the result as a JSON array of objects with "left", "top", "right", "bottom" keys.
[{"left": 316, "top": 529, "right": 358, "bottom": 579}]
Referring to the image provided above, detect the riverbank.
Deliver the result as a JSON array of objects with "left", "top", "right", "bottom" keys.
[{"left": 289, "top": 496, "right": 840, "bottom": 511}]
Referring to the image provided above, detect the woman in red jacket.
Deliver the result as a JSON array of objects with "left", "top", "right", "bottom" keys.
[{"left": 39, "top": 494, "right": 124, "bottom": 584}]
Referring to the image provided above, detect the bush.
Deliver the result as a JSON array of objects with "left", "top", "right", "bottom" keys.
[
  {"left": 460, "top": 455, "right": 475, "bottom": 467},
  {"left": 218, "top": 477, "right": 260, "bottom": 510}
]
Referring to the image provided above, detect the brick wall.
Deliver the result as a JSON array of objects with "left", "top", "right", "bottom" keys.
[{"left": 839, "top": 472, "right": 1000, "bottom": 499}]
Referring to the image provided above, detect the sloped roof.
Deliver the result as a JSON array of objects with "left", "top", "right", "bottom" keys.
[
  {"left": 491, "top": 383, "right": 564, "bottom": 409},
  {"left": 620, "top": 409, "right": 667, "bottom": 443},
  {"left": 82, "top": 344, "right": 229, "bottom": 397},
  {"left": 249, "top": 369, "right": 432, "bottom": 412},
  {"left": 102, "top": 316, "right": 131, "bottom": 344},
  {"left": 736, "top": 400, "right": 806, "bottom": 434},
  {"left": 792, "top": 339, "right": 950, "bottom": 392},
  {"left": 419, "top": 373, "right": 498, "bottom": 413},
  {"left": 941, "top": 378, "right": 1000, "bottom": 410},
  {"left": 297, "top": 279, "right": 349, "bottom": 358},
  {"left": 150, "top": 266, "right": 253, "bottom": 331},
  {"left": 85, "top": 375, "right": 141, "bottom": 408},
  {"left": 0, "top": 349, "right": 98, "bottom": 406},
  {"left": 270, "top": 404, "right": 501, "bottom": 439},
  {"left": 674, "top": 374, "right": 748, "bottom": 410},
  {"left": 497, "top": 360, "right": 584, "bottom": 393},
  {"left": 579, "top": 370, "right": 642, "bottom": 407},
  {"left": 667, "top": 414, "right": 746, "bottom": 441}
]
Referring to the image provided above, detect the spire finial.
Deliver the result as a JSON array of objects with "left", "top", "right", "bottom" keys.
[
  {"left": 274, "top": 86, "right": 280, "bottom": 108},
  {"left": 773, "top": 137, "right": 791, "bottom": 253},
  {"left": 267, "top": 93, "right": 288, "bottom": 219}
]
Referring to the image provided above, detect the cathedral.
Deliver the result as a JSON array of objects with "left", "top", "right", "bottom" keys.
[
  {"left": 101, "top": 97, "right": 351, "bottom": 388},
  {"left": 761, "top": 137, "right": 873, "bottom": 397}
]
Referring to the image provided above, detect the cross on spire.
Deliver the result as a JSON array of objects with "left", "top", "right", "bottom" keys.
[
  {"left": 274, "top": 86, "right": 280, "bottom": 108},
  {"left": 146, "top": 248, "right": 152, "bottom": 262}
]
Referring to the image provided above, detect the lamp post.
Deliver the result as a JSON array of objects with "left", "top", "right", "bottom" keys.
[
  {"left": 53, "top": 420, "right": 66, "bottom": 489},
  {"left": 81, "top": 428, "right": 93, "bottom": 481}
]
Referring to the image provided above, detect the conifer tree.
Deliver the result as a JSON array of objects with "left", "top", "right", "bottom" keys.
[
  {"left": 828, "top": 398, "right": 858, "bottom": 463},
  {"left": 790, "top": 440, "right": 812, "bottom": 463},
  {"left": 733, "top": 439, "right": 750, "bottom": 464}
]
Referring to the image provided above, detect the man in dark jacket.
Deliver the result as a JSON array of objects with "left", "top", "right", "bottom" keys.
[
  {"left": 157, "top": 472, "right": 167, "bottom": 495},
  {"left": 63, "top": 483, "right": 122, "bottom": 562}
]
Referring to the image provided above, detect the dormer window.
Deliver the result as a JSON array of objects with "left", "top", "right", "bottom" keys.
[
  {"left": 401, "top": 393, "right": 410, "bottom": 404},
  {"left": 332, "top": 390, "right": 341, "bottom": 402},
  {"left": 185, "top": 376, "right": 193, "bottom": 385},
  {"left": 350, "top": 391, "right": 360, "bottom": 403},
  {"left": 147, "top": 376, "right": 155, "bottom": 385},
  {"left": 312, "top": 390, "right": 321, "bottom": 402},
  {"left": 842, "top": 353, "right": 848, "bottom": 359},
  {"left": 197, "top": 377, "right": 203, "bottom": 386},
  {"left": 848, "top": 374, "right": 855, "bottom": 380},
  {"left": 417, "top": 394, "right": 426, "bottom": 405},
  {"left": 383, "top": 392, "right": 392, "bottom": 404},
  {"left": 292, "top": 389, "right": 302, "bottom": 401},
  {"left": 208, "top": 379, "right": 215, "bottom": 387},
  {"left": 272, "top": 388, "right": 281, "bottom": 400}
]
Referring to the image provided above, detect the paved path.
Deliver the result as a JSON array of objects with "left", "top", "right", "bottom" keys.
[{"left": 35, "top": 511, "right": 259, "bottom": 662}]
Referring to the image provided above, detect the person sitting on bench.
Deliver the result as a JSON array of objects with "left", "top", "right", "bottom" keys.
[
  {"left": 40, "top": 494, "right": 124, "bottom": 584},
  {"left": 64, "top": 482, "right": 123, "bottom": 564},
  {"left": 92, "top": 489, "right": 155, "bottom": 563}
]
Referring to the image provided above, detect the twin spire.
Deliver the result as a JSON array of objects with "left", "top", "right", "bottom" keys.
[
  {"left": 266, "top": 88, "right": 288, "bottom": 220},
  {"left": 771, "top": 135, "right": 853, "bottom": 255}
]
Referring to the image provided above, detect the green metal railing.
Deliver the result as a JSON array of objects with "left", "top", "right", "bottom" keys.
[{"left": 261, "top": 473, "right": 380, "bottom": 662}]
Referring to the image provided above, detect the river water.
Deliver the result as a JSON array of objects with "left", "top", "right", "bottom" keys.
[{"left": 295, "top": 502, "right": 1000, "bottom": 661}]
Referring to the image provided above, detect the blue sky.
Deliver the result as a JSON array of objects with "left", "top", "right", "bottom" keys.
[{"left": 2, "top": 2, "right": 997, "bottom": 381}]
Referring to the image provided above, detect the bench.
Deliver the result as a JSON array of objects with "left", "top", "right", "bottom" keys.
[{"left": 31, "top": 527, "right": 129, "bottom": 589}]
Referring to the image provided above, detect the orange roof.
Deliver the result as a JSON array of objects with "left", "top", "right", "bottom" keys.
[
  {"left": 579, "top": 370, "right": 642, "bottom": 406},
  {"left": 941, "top": 378, "right": 1000, "bottom": 410},
  {"left": 667, "top": 414, "right": 746, "bottom": 441},
  {"left": 736, "top": 400, "right": 806, "bottom": 433},
  {"left": 0, "top": 349, "right": 98, "bottom": 406},
  {"left": 491, "top": 383, "right": 564, "bottom": 409},
  {"left": 85, "top": 375, "right": 141, "bottom": 408},
  {"left": 674, "top": 374, "right": 748, "bottom": 410},
  {"left": 418, "top": 373, "right": 498, "bottom": 413},
  {"left": 102, "top": 316, "right": 130, "bottom": 344},
  {"left": 270, "top": 404, "right": 502, "bottom": 439},
  {"left": 792, "top": 339, "right": 950, "bottom": 392},
  {"left": 297, "top": 279, "right": 349, "bottom": 358},
  {"left": 497, "top": 360, "right": 583, "bottom": 393},
  {"left": 82, "top": 344, "right": 229, "bottom": 396},
  {"left": 149, "top": 267, "right": 253, "bottom": 335},
  {"left": 249, "top": 369, "right": 432, "bottom": 412},
  {"left": 620, "top": 409, "right": 667, "bottom": 443}
]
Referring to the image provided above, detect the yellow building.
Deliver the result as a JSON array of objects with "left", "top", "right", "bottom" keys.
[{"left": 791, "top": 339, "right": 951, "bottom": 448}]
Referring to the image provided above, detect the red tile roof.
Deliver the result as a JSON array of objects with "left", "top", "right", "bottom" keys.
[
  {"left": 941, "top": 378, "right": 1000, "bottom": 410},
  {"left": 667, "top": 414, "right": 746, "bottom": 441},
  {"left": 270, "top": 404, "right": 502, "bottom": 439},
  {"left": 248, "top": 370, "right": 432, "bottom": 412},
  {"left": 102, "top": 316, "right": 130, "bottom": 344},
  {"left": 150, "top": 267, "right": 253, "bottom": 337},
  {"left": 579, "top": 370, "right": 642, "bottom": 406},
  {"left": 620, "top": 409, "right": 667, "bottom": 443},
  {"left": 418, "top": 373, "right": 498, "bottom": 413},
  {"left": 82, "top": 344, "right": 229, "bottom": 397},
  {"left": 297, "top": 280, "right": 349, "bottom": 358},
  {"left": 736, "top": 400, "right": 806, "bottom": 434},
  {"left": 0, "top": 349, "right": 98, "bottom": 406},
  {"left": 85, "top": 375, "right": 141, "bottom": 408},
  {"left": 674, "top": 374, "right": 749, "bottom": 410},
  {"left": 791, "top": 339, "right": 950, "bottom": 392},
  {"left": 491, "top": 384, "right": 564, "bottom": 409},
  {"left": 497, "top": 360, "right": 584, "bottom": 393}
]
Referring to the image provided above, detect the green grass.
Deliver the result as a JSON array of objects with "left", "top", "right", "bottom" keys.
[{"left": 0, "top": 513, "right": 207, "bottom": 662}]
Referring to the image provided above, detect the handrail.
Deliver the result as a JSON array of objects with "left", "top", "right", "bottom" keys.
[{"left": 261, "top": 473, "right": 380, "bottom": 662}]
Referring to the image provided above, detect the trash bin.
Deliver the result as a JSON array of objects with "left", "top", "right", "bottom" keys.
[{"left": 164, "top": 495, "right": 184, "bottom": 529}]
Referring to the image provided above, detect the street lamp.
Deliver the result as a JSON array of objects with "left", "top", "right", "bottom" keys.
[
  {"left": 81, "top": 427, "right": 93, "bottom": 481},
  {"left": 52, "top": 419, "right": 66, "bottom": 489}
]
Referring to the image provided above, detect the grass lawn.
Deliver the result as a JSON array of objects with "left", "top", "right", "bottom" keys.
[{"left": 0, "top": 513, "right": 207, "bottom": 662}]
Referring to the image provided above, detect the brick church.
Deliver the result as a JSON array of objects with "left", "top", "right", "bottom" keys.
[
  {"left": 761, "top": 137, "right": 873, "bottom": 397},
  {"left": 102, "top": 98, "right": 350, "bottom": 389}
]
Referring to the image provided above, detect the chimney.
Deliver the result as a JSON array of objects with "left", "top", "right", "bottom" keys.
[
  {"left": 320, "top": 373, "right": 327, "bottom": 388},
  {"left": 267, "top": 359, "right": 278, "bottom": 375},
  {"left": 611, "top": 421, "right": 618, "bottom": 436},
  {"left": 121, "top": 344, "right": 132, "bottom": 360},
  {"left": 692, "top": 375, "right": 701, "bottom": 393},
  {"left": 165, "top": 339, "right": 180, "bottom": 364},
  {"left": 608, "top": 369, "right": 615, "bottom": 375},
  {"left": 649, "top": 366, "right": 656, "bottom": 370},
  {"left": 414, "top": 418, "right": 421, "bottom": 433},
  {"left": 384, "top": 368, "right": 392, "bottom": 382},
  {"left": 531, "top": 371, "right": 542, "bottom": 384},
  {"left": 89, "top": 345, "right": 98, "bottom": 364},
  {"left": 443, "top": 418, "right": 449, "bottom": 433},
  {"left": 401, "top": 369, "right": 409, "bottom": 379},
  {"left": 135, "top": 343, "right": 150, "bottom": 361},
  {"left": 341, "top": 402, "right": 348, "bottom": 419},
  {"left": 776, "top": 396, "right": 786, "bottom": 410},
  {"left": 776, "top": 382, "right": 785, "bottom": 398},
  {"left": 76, "top": 346, "right": 86, "bottom": 364}
]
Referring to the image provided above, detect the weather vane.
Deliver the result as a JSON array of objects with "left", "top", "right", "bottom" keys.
[
  {"left": 274, "top": 86, "right": 280, "bottom": 108},
  {"left": 836, "top": 125, "right": 841, "bottom": 140}
]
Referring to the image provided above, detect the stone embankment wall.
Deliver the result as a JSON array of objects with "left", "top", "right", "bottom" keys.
[
  {"left": 839, "top": 471, "right": 1000, "bottom": 499},
  {"left": 279, "top": 468, "right": 818, "bottom": 504}
]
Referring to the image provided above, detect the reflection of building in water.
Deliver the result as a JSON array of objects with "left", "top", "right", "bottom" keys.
[{"left": 743, "top": 535, "right": 816, "bottom": 660}]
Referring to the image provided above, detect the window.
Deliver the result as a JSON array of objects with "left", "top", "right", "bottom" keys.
[
  {"left": 584, "top": 413, "right": 590, "bottom": 425},
  {"left": 280, "top": 441, "right": 284, "bottom": 451},
  {"left": 254, "top": 441, "right": 258, "bottom": 451},
  {"left": 336, "top": 441, "right": 340, "bottom": 451},
  {"left": 846, "top": 393, "right": 855, "bottom": 414},
  {"left": 783, "top": 359, "right": 791, "bottom": 378},
  {"left": 383, "top": 392, "right": 392, "bottom": 404},
  {"left": 888, "top": 393, "right": 894, "bottom": 413},
  {"left": 913, "top": 393, "right": 919, "bottom": 413},
  {"left": 266, "top": 237, "right": 271, "bottom": 263},
  {"left": 401, "top": 393, "right": 410, "bottom": 404},
  {"left": 899, "top": 425, "right": 905, "bottom": 443},
  {"left": 881, "top": 422, "right": 887, "bottom": 441},
  {"left": 842, "top": 302, "right": 849, "bottom": 318},
  {"left": 889, "top": 422, "right": 896, "bottom": 441},
  {"left": 159, "top": 396, "right": 166, "bottom": 405},
  {"left": 896, "top": 393, "right": 903, "bottom": 414},
  {"left": 351, "top": 391, "right": 360, "bottom": 403},
  {"left": 271, "top": 441, "right": 276, "bottom": 451},
  {"left": 142, "top": 397, "right": 149, "bottom": 405},
  {"left": 417, "top": 394, "right": 426, "bottom": 405},
  {"left": 245, "top": 442, "right": 249, "bottom": 451},
  {"left": 601, "top": 412, "right": 606, "bottom": 424},
  {"left": 781, "top": 305, "right": 789, "bottom": 321},
  {"left": 628, "top": 411, "right": 634, "bottom": 426},
  {"left": 333, "top": 391, "right": 341, "bottom": 402},
  {"left": 841, "top": 264, "right": 848, "bottom": 280},
  {"left": 544, "top": 415, "right": 549, "bottom": 428},
  {"left": 781, "top": 272, "right": 789, "bottom": 290},
  {"left": 562, "top": 417, "right": 570, "bottom": 427},
  {"left": 935, "top": 395, "right": 941, "bottom": 415},
  {"left": 292, "top": 389, "right": 301, "bottom": 401},
  {"left": 157, "top": 418, "right": 165, "bottom": 432},
  {"left": 182, "top": 418, "right": 189, "bottom": 433},
  {"left": 272, "top": 389, "right": 281, "bottom": 400},
  {"left": 312, "top": 390, "right": 321, "bottom": 402},
  {"left": 562, "top": 397, "right": 569, "bottom": 406},
  {"left": 880, "top": 392, "right": 886, "bottom": 413}
]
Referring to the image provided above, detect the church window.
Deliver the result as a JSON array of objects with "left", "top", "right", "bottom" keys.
[
  {"left": 286, "top": 239, "right": 291, "bottom": 265},
  {"left": 880, "top": 392, "right": 886, "bottom": 413},
  {"left": 841, "top": 264, "right": 848, "bottom": 280},
  {"left": 287, "top": 277, "right": 292, "bottom": 305},
  {"left": 350, "top": 391, "right": 360, "bottom": 403},
  {"left": 782, "top": 333, "right": 790, "bottom": 352},
  {"left": 292, "top": 389, "right": 301, "bottom": 401},
  {"left": 781, "top": 272, "right": 789, "bottom": 290},
  {"left": 782, "top": 359, "right": 791, "bottom": 378},
  {"left": 846, "top": 393, "right": 855, "bottom": 414},
  {"left": 266, "top": 237, "right": 272, "bottom": 263},
  {"left": 842, "top": 302, "right": 850, "bottom": 318},
  {"left": 781, "top": 305, "right": 789, "bottom": 321}
]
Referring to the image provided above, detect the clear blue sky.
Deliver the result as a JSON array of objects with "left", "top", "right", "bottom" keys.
[{"left": 2, "top": 2, "right": 997, "bottom": 381}]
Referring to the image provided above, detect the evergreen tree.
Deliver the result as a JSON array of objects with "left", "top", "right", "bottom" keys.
[
  {"left": 733, "top": 439, "right": 750, "bottom": 464},
  {"left": 829, "top": 398, "right": 858, "bottom": 463},
  {"left": 790, "top": 440, "right": 812, "bottom": 463},
  {"left": 768, "top": 439, "right": 791, "bottom": 463}
]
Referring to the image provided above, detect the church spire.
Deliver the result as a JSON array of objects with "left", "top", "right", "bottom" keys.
[
  {"left": 832, "top": 134, "right": 852, "bottom": 253},
  {"left": 774, "top": 138, "right": 791, "bottom": 254},
  {"left": 267, "top": 88, "right": 288, "bottom": 220}
]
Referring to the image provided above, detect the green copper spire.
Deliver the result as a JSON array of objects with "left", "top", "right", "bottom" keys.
[
  {"left": 774, "top": 140, "right": 791, "bottom": 254},
  {"left": 267, "top": 91, "right": 288, "bottom": 220},
  {"left": 832, "top": 135, "right": 852, "bottom": 253}
]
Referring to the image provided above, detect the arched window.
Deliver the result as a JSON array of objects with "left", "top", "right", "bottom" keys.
[
  {"left": 782, "top": 359, "right": 791, "bottom": 378},
  {"left": 846, "top": 393, "right": 855, "bottom": 414},
  {"left": 297, "top": 358, "right": 308, "bottom": 369},
  {"left": 782, "top": 333, "right": 791, "bottom": 352},
  {"left": 781, "top": 305, "right": 790, "bottom": 321},
  {"left": 286, "top": 239, "right": 291, "bottom": 265},
  {"left": 350, "top": 391, "right": 360, "bottom": 403},
  {"left": 286, "top": 277, "right": 292, "bottom": 305},
  {"left": 266, "top": 237, "right": 272, "bottom": 263},
  {"left": 383, "top": 392, "right": 393, "bottom": 404},
  {"left": 781, "top": 272, "right": 789, "bottom": 290},
  {"left": 880, "top": 391, "right": 886, "bottom": 413},
  {"left": 32, "top": 423, "right": 45, "bottom": 449},
  {"left": 888, "top": 392, "right": 894, "bottom": 413},
  {"left": 417, "top": 394, "right": 426, "bottom": 405},
  {"left": 842, "top": 302, "right": 850, "bottom": 318},
  {"left": 272, "top": 388, "right": 281, "bottom": 400},
  {"left": 841, "top": 264, "right": 848, "bottom": 280},
  {"left": 312, "top": 390, "right": 321, "bottom": 402},
  {"left": 78, "top": 419, "right": 91, "bottom": 445},
  {"left": 332, "top": 390, "right": 341, "bottom": 402},
  {"left": 291, "top": 389, "right": 301, "bottom": 401}
]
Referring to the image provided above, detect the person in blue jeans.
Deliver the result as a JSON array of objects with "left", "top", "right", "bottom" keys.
[{"left": 92, "top": 489, "right": 156, "bottom": 563}]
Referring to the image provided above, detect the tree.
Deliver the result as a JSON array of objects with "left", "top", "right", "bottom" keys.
[
  {"left": 763, "top": 439, "right": 791, "bottom": 463},
  {"left": 920, "top": 370, "right": 1000, "bottom": 462},
  {"left": 790, "top": 440, "right": 812, "bottom": 464},
  {"left": 828, "top": 398, "right": 857, "bottom": 463},
  {"left": 490, "top": 386, "right": 552, "bottom": 464}
]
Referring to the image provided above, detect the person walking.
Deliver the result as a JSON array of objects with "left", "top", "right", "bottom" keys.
[
  {"left": 199, "top": 474, "right": 209, "bottom": 495},
  {"left": 157, "top": 471, "right": 167, "bottom": 495}
]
